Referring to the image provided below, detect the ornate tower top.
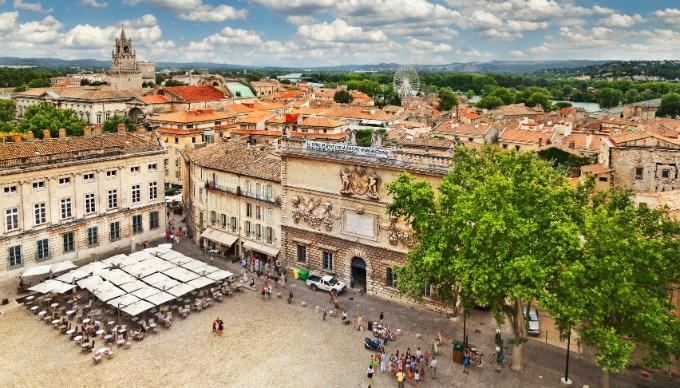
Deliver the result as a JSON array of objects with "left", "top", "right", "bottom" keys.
[{"left": 112, "top": 26, "right": 137, "bottom": 71}]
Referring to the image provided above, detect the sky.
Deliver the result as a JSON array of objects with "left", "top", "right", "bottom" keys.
[{"left": 1, "top": 0, "right": 680, "bottom": 67}]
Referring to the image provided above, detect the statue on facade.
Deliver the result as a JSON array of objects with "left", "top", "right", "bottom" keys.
[
  {"left": 340, "top": 165, "right": 381, "bottom": 200},
  {"left": 290, "top": 194, "right": 339, "bottom": 231},
  {"left": 380, "top": 215, "right": 416, "bottom": 247},
  {"left": 367, "top": 171, "right": 380, "bottom": 200},
  {"left": 340, "top": 167, "right": 352, "bottom": 194}
]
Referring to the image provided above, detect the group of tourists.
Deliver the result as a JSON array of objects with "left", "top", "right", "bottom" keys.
[
  {"left": 366, "top": 346, "right": 438, "bottom": 387},
  {"left": 165, "top": 226, "right": 187, "bottom": 244},
  {"left": 211, "top": 317, "right": 224, "bottom": 336}
]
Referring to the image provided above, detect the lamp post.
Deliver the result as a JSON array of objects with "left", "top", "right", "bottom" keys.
[
  {"left": 561, "top": 327, "right": 573, "bottom": 385},
  {"left": 463, "top": 307, "right": 468, "bottom": 348}
]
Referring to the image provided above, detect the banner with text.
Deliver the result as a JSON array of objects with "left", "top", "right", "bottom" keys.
[{"left": 304, "top": 141, "right": 393, "bottom": 158}]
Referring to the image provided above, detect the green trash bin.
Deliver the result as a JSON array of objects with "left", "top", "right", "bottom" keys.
[
  {"left": 298, "top": 269, "right": 309, "bottom": 281},
  {"left": 452, "top": 341, "right": 465, "bottom": 364}
]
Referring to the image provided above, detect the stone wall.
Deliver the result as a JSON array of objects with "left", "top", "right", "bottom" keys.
[
  {"left": 282, "top": 225, "right": 452, "bottom": 314},
  {"left": 611, "top": 146, "right": 680, "bottom": 192}
]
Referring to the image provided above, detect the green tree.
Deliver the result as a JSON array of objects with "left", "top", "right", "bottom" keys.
[
  {"left": 244, "top": 71, "right": 266, "bottom": 83},
  {"left": 546, "top": 188, "right": 680, "bottom": 388},
  {"left": 387, "top": 146, "right": 582, "bottom": 371},
  {"left": 624, "top": 88, "right": 639, "bottom": 103},
  {"left": 487, "top": 87, "right": 515, "bottom": 105},
  {"left": 553, "top": 101, "right": 573, "bottom": 109},
  {"left": 596, "top": 87, "right": 623, "bottom": 108},
  {"left": 437, "top": 87, "right": 457, "bottom": 111},
  {"left": 17, "top": 103, "right": 86, "bottom": 138},
  {"left": 28, "top": 78, "right": 50, "bottom": 88},
  {"left": 526, "top": 91, "right": 551, "bottom": 110},
  {"left": 333, "top": 89, "right": 353, "bottom": 104},
  {"left": 657, "top": 93, "right": 680, "bottom": 118},
  {"left": 164, "top": 79, "right": 187, "bottom": 87},
  {"left": 103, "top": 114, "right": 135, "bottom": 133},
  {"left": 0, "top": 100, "right": 16, "bottom": 123},
  {"left": 476, "top": 95, "right": 504, "bottom": 110},
  {"left": 80, "top": 78, "right": 91, "bottom": 86}
]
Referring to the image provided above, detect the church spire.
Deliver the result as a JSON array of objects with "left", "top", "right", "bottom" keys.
[{"left": 120, "top": 24, "right": 126, "bottom": 40}]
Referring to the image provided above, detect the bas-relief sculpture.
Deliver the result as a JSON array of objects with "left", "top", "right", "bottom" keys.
[
  {"left": 340, "top": 165, "right": 381, "bottom": 200},
  {"left": 291, "top": 195, "right": 339, "bottom": 231},
  {"left": 379, "top": 215, "right": 416, "bottom": 248}
]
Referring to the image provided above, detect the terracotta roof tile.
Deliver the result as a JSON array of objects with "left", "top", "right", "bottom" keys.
[
  {"left": 185, "top": 142, "right": 281, "bottom": 181},
  {"left": 165, "top": 86, "right": 225, "bottom": 102},
  {"left": 499, "top": 129, "right": 552, "bottom": 145},
  {"left": 237, "top": 111, "right": 276, "bottom": 124},
  {"left": 224, "top": 104, "right": 255, "bottom": 114},
  {"left": 0, "top": 133, "right": 162, "bottom": 169},
  {"left": 140, "top": 95, "right": 169, "bottom": 104},
  {"left": 434, "top": 120, "right": 492, "bottom": 136},
  {"left": 563, "top": 133, "right": 604, "bottom": 151},
  {"left": 299, "top": 116, "right": 346, "bottom": 128},
  {"left": 148, "top": 109, "right": 234, "bottom": 124},
  {"left": 581, "top": 164, "right": 612, "bottom": 174}
]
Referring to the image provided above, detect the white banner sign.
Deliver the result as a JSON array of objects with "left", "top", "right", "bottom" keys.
[{"left": 304, "top": 141, "right": 393, "bottom": 158}]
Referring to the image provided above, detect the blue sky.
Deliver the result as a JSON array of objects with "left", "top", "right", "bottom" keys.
[{"left": 1, "top": 0, "right": 680, "bottom": 66}]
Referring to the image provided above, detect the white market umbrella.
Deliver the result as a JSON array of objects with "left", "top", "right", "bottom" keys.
[
  {"left": 132, "top": 286, "right": 161, "bottom": 300},
  {"left": 145, "top": 292, "right": 175, "bottom": 306},
  {"left": 187, "top": 277, "right": 215, "bottom": 290},
  {"left": 107, "top": 294, "right": 140, "bottom": 308},
  {"left": 50, "top": 261, "right": 77, "bottom": 275},
  {"left": 21, "top": 264, "right": 52, "bottom": 278},
  {"left": 119, "top": 280, "right": 147, "bottom": 293},
  {"left": 166, "top": 283, "right": 195, "bottom": 298},
  {"left": 164, "top": 267, "right": 200, "bottom": 283},
  {"left": 121, "top": 300, "right": 155, "bottom": 317},
  {"left": 206, "top": 270, "right": 233, "bottom": 282}
]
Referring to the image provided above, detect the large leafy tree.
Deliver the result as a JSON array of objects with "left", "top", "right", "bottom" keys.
[
  {"left": 0, "top": 100, "right": 16, "bottom": 133},
  {"left": 333, "top": 89, "right": 353, "bottom": 104},
  {"left": 388, "top": 146, "right": 582, "bottom": 371},
  {"left": 17, "top": 103, "right": 86, "bottom": 138},
  {"left": 545, "top": 188, "right": 680, "bottom": 388},
  {"left": 437, "top": 87, "right": 458, "bottom": 111},
  {"left": 657, "top": 93, "right": 680, "bottom": 118},
  {"left": 103, "top": 114, "right": 135, "bottom": 133},
  {"left": 596, "top": 87, "right": 623, "bottom": 108}
]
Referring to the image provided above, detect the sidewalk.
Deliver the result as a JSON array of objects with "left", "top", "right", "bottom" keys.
[{"left": 171, "top": 239, "right": 678, "bottom": 388}]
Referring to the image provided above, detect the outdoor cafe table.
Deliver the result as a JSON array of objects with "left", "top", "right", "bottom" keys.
[
  {"left": 107, "top": 320, "right": 115, "bottom": 327},
  {"left": 38, "top": 311, "right": 46, "bottom": 317},
  {"left": 104, "top": 334, "right": 113, "bottom": 343},
  {"left": 66, "top": 329, "right": 76, "bottom": 336},
  {"left": 73, "top": 335, "right": 83, "bottom": 343},
  {"left": 50, "top": 303, "right": 58, "bottom": 309},
  {"left": 51, "top": 319, "right": 60, "bottom": 326},
  {"left": 82, "top": 318, "right": 91, "bottom": 324},
  {"left": 30, "top": 306, "right": 39, "bottom": 313},
  {"left": 26, "top": 295, "right": 34, "bottom": 301},
  {"left": 96, "top": 329, "right": 105, "bottom": 337},
  {"left": 117, "top": 327, "right": 127, "bottom": 335},
  {"left": 66, "top": 309, "right": 75, "bottom": 316}
]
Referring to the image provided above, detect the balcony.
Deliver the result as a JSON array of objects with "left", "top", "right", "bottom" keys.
[{"left": 205, "top": 182, "right": 280, "bottom": 205}]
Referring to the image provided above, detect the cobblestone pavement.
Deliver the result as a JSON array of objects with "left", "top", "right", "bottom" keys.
[{"left": 169, "top": 239, "right": 678, "bottom": 388}]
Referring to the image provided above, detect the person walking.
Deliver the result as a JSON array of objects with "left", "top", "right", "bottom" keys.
[
  {"left": 217, "top": 319, "right": 224, "bottom": 336},
  {"left": 366, "top": 364, "right": 374, "bottom": 384},
  {"left": 321, "top": 307, "right": 327, "bottom": 321},
  {"left": 430, "top": 356, "right": 437, "bottom": 379},
  {"left": 380, "top": 351, "right": 387, "bottom": 373},
  {"left": 396, "top": 370, "right": 405, "bottom": 388},
  {"left": 463, "top": 350, "right": 471, "bottom": 374}
]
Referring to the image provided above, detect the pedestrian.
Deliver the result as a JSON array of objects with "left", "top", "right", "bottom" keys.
[
  {"left": 430, "top": 356, "right": 437, "bottom": 379},
  {"left": 366, "top": 364, "right": 374, "bottom": 383},
  {"left": 396, "top": 369, "right": 405, "bottom": 388},
  {"left": 322, "top": 307, "right": 327, "bottom": 321},
  {"left": 496, "top": 349, "right": 505, "bottom": 372},
  {"left": 416, "top": 347, "right": 422, "bottom": 362},
  {"left": 463, "top": 350, "right": 470, "bottom": 374},
  {"left": 217, "top": 318, "right": 224, "bottom": 336},
  {"left": 288, "top": 290, "right": 294, "bottom": 304},
  {"left": 379, "top": 311, "right": 384, "bottom": 322},
  {"left": 414, "top": 368, "right": 421, "bottom": 387},
  {"left": 380, "top": 351, "right": 387, "bottom": 372},
  {"left": 211, "top": 318, "right": 217, "bottom": 334}
]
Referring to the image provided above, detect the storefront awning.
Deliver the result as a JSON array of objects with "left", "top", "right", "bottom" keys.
[
  {"left": 243, "top": 240, "right": 280, "bottom": 257},
  {"left": 200, "top": 228, "right": 238, "bottom": 247}
]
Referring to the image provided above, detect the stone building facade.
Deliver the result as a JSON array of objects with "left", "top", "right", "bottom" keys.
[
  {"left": 279, "top": 139, "right": 451, "bottom": 311},
  {"left": 0, "top": 132, "right": 166, "bottom": 274},
  {"left": 184, "top": 142, "right": 282, "bottom": 261},
  {"left": 603, "top": 132, "right": 680, "bottom": 192}
]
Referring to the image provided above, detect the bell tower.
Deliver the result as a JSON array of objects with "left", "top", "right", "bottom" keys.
[{"left": 112, "top": 26, "right": 138, "bottom": 71}]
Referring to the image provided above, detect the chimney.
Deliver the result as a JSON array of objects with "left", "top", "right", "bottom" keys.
[
  {"left": 26, "top": 131, "right": 34, "bottom": 141},
  {"left": 136, "top": 125, "right": 146, "bottom": 133},
  {"left": 42, "top": 129, "right": 51, "bottom": 139},
  {"left": 117, "top": 123, "right": 126, "bottom": 133},
  {"left": 13, "top": 134, "right": 22, "bottom": 143},
  {"left": 83, "top": 126, "right": 92, "bottom": 136},
  {"left": 538, "top": 138, "right": 543, "bottom": 147},
  {"left": 568, "top": 140, "right": 576, "bottom": 149},
  {"left": 585, "top": 134, "right": 593, "bottom": 150},
  {"left": 94, "top": 125, "right": 103, "bottom": 136},
  {"left": 58, "top": 128, "right": 66, "bottom": 138}
]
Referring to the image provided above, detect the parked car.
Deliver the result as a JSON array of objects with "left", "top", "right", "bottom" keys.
[
  {"left": 523, "top": 305, "right": 540, "bottom": 336},
  {"left": 306, "top": 275, "right": 346, "bottom": 294}
]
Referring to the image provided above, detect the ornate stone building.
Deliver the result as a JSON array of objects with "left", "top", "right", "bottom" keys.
[
  {"left": 0, "top": 132, "right": 166, "bottom": 273},
  {"left": 107, "top": 28, "right": 144, "bottom": 91},
  {"left": 279, "top": 139, "right": 451, "bottom": 311}
]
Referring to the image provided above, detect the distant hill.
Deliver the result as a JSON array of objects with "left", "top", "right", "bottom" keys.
[{"left": 0, "top": 57, "right": 611, "bottom": 74}]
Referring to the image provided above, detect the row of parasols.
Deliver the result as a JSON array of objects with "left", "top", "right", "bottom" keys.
[{"left": 24, "top": 244, "right": 234, "bottom": 317}]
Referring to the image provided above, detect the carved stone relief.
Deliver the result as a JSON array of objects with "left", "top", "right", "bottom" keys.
[
  {"left": 340, "top": 165, "right": 381, "bottom": 200},
  {"left": 291, "top": 195, "right": 340, "bottom": 231},
  {"left": 379, "top": 215, "right": 416, "bottom": 248}
]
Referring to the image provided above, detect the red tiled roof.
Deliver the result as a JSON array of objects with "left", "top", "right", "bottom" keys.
[
  {"left": 499, "top": 129, "right": 552, "bottom": 145},
  {"left": 165, "top": 86, "right": 225, "bottom": 102},
  {"left": 562, "top": 133, "right": 604, "bottom": 152},
  {"left": 299, "top": 116, "right": 346, "bottom": 128},
  {"left": 232, "top": 129, "right": 283, "bottom": 137},
  {"left": 185, "top": 141, "right": 281, "bottom": 182},
  {"left": 148, "top": 109, "right": 234, "bottom": 123},
  {"left": 289, "top": 131, "right": 347, "bottom": 139},
  {"left": 157, "top": 127, "right": 205, "bottom": 135},
  {"left": 140, "top": 95, "right": 169, "bottom": 104}
]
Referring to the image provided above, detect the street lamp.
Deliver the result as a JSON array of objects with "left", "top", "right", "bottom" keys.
[{"left": 561, "top": 327, "right": 573, "bottom": 385}]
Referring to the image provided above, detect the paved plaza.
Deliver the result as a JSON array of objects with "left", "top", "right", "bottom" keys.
[{"left": 0, "top": 239, "right": 677, "bottom": 387}]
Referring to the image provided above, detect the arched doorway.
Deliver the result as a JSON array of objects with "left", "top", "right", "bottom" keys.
[
  {"left": 128, "top": 107, "right": 144, "bottom": 125},
  {"left": 351, "top": 257, "right": 366, "bottom": 289}
]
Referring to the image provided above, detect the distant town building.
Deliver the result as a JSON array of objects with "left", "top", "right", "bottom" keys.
[
  {"left": 250, "top": 80, "right": 281, "bottom": 97},
  {"left": 0, "top": 132, "right": 166, "bottom": 272},
  {"left": 107, "top": 28, "right": 146, "bottom": 91}
]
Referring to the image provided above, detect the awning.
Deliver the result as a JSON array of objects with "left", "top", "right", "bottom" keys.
[
  {"left": 121, "top": 300, "right": 155, "bottom": 317},
  {"left": 187, "top": 276, "right": 215, "bottom": 290},
  {"left": 119, "top": 280, "right": 147, "bottom": 293},
  {"left": 133, "top": 286, "right": 161, "bottom": 300},
  {"left": 206, "top": 270, "right": 233, "bottom": 281},
  {"left": 21, "top": 264, "right": 52, "bottom": 278},
  {"left": 50, "top": 261, "right": 77, "bottom": 275},
  {"left": 201, "top": 228, "right": 238, "bottom": 247},
  {"left": 107, "top": 294, "right": 140, "bottom": 308},
  {"left": 145, "top": 291, "right": 175, "bottom": 306},
  {"left": 29, "top": 279, "right": 75, "bottom": 294},
  {"left": 166, "top": 283, "right": 195, "bottom": 297},
  {"left": 163, "top": 267, "right": 200, "bottom": 283},
  {"left": 243, "top": 241, "right": 280, "bottom": 257}
]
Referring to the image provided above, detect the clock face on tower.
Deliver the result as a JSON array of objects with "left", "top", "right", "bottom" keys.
[{"left": 113, "top": 58, "right": 119, "bottom": 66}]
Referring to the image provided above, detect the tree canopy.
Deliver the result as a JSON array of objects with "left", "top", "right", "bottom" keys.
[
  {"left": 657, "top": 93, "right": 680, "bottom": 118},
  {"left": 476, "top": 95, "right": 504, "bottom": 110},
  {"left": 17, "top": 103, "right": 86, "bottom": 138},
  {"left": 333, "top": 89, "right": 353, "bottom": 104},
  {"left": 437, "top": 87, "right": 457, "bottom": 111},
  {"left": 597, "top": 87, "right": 624, "bottom": 108},
  {"left": 103, "top": 114, "right": 135, "bottom": 133}
]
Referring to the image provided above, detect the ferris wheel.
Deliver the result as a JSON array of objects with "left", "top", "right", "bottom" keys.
[{"left": 393, "top": 66, "right": 420, "bottom": 98}]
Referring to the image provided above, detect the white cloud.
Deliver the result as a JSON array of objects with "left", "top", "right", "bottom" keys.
[
  {"left": 0, "top": 11, "right": 18, "bottom": 32},
  {"left": 80, "top": 0, "right": 107, "bottom": 8},
  {"left": 188, "top": 27, "right": 262, "bottom": 52},
  {"left": 298, "top": 19, "right": 386, "bottom": 43},
  {"left": 13, "top": 0, "right": 51, "bottom": 13},
  {"left": 286, "top": 15, "right": 317, "bottom": 25},
  {"left": 599, "top": 13, "right": 645, "bottom": 28},
  {"left": 407, "top": 38, "right": 452, "bottom": 53},
  {"left": 255, "top": 0, "right": 335, "bottom": 14},
  {"left": 509, "top": 50, "right": 526, "bottom": 58},
  {"left": 124, "top": 0, "right": 247, "bottom": 22},
  {"left": 655, "top": 8, "right": 680, "bottom": 26},
  {"left": 123, "top": 14, "right": 158, "bottom": 28}
]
